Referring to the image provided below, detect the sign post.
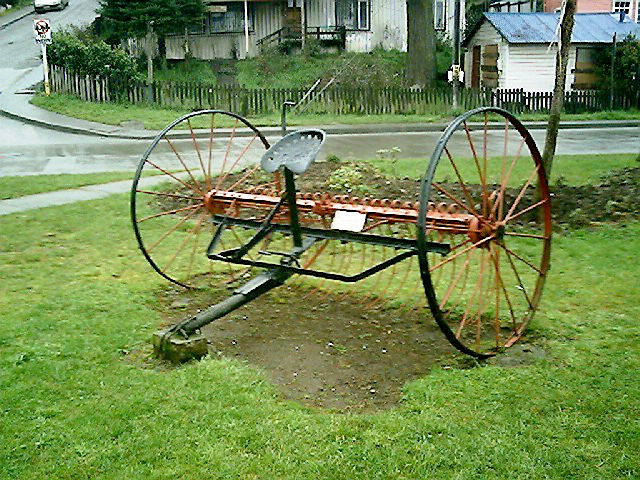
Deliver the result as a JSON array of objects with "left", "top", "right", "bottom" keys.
[{"left": 34, "top": 19, "right": 52, "bottom": 96}]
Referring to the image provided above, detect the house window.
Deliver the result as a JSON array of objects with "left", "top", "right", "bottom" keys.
[
  {"left": 612, "top": 0, "right": 631, "bottom": 14},
  {"left": 434, "top": 0, "right": 446, "bottom": 31},
  {"left": 207, "top": 3, "right": 253, "bottom": 34},
  {"left": 358, "top": 0, "right": 369, "bottom": 30},
  {"left": 336, "top": 0, "right": 371, "bottom": 30}
]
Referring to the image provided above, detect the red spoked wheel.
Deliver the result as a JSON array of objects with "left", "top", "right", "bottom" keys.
[
  {"left": 417, "top": 107, "right": 552, "bottom": 357},
  {"left": 131, "top": 110, "right": 275, "bottom": 288}
]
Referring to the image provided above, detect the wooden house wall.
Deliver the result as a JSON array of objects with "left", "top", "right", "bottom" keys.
[
  {"left": 165, "top": 2, "right": 283, "bottom": 60},
  {"left": 344, "top": 0, "right": 407, "bottom": 52},
  {"left": 305, "top": 0, "right": 336, "bottom": 27}
]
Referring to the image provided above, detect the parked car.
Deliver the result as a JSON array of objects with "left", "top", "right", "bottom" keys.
[{"left": 34, "top": 0, "right": 68, "bottom": 13}]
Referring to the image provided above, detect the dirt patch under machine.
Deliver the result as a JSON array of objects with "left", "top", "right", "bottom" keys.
[{"left": 159, "top": 282, "right": 458, "bottom": 412}]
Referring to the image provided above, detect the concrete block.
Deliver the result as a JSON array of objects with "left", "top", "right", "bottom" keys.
[{"left": 153, "top": 330, "right": 208, "bottom": 364}]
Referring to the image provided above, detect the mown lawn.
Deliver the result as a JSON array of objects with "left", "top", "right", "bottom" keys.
[
  {"left": 1, "top": 187, "right": 639, "bottom": 478},
  {"left": 31, "top": 93, "right": 640, "bottom": 132}
]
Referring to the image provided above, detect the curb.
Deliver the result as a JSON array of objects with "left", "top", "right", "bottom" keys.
[
  {"left": 0, "top": 6, "right": 33, "bottom": 31},
  {"left": 2, "top": 100, "right": 639, "bottom": 140}
]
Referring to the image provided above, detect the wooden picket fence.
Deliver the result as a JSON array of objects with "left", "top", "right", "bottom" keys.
[{"left": 49, "top": 65, "right": 639, "bottom": 116}]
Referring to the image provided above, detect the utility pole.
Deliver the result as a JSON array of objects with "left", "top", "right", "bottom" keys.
[
  {"left": 300, "top": 0, "right": 306, "bottom": 51},
  {"left": 244, "top": 1, "right": 250, "bottom": 56},
  {"left": 145, "top": 21, "right": 155, "bottom": 104},
  {"left": 451, "top": 0, "right": 461, "bottom": 108},
  {"left": 610, "top": 33, "right": 617, "bottom": 110}
]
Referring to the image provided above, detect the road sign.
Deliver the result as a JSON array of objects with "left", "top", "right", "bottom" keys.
[{"left": 34, "top": 18, "right": 52, "bottom": 45}]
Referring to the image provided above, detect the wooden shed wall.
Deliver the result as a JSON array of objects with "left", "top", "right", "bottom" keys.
[
  {"left": 464, "top": 21, "right": 584, "bottom": 91},
  {"left": 503, "top": 45, "right": 578, "bottom": 91},
  {"left": 463, "top": 21, "right": 506, "bottom": 88}
]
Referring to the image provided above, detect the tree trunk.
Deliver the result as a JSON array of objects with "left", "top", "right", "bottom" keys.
[
  {"left": 541, "top": 0, "right": 576, "bottom": 177},
  {"left": 406, "top": 0, "right": 436, "bottom": 88}
]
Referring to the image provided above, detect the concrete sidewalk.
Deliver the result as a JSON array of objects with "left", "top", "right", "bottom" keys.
[{"left": 0, "top": 176, "right": 168, "bottom": 216}]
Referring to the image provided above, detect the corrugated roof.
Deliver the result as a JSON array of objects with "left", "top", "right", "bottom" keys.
[{"left": 480, "top": 12, "right": 640, "bottom": 44}]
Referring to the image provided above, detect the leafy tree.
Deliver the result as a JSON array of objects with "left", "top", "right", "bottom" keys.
[
  {"left": 406, "top": 0, "right": 437, "bottom": 87},
  {"left": 99, "top": 0, "right": 205, "bottom": 42},
  {"left": 593, "top": 35, "right": 640, "bottom": 93}
]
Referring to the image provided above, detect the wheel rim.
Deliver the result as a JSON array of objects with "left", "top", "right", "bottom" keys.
[
  {"left": 417, "top": 107, "right": 552, "bottom": 357},
  {"left": 131, "top": 110, "right": 273, "bottom": 288}
]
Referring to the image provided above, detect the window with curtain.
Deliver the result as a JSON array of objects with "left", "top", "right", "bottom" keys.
[
  {"left": 336, "top": 0, "right": 370, "bottom": 30},
  {"left": 207, "top": 3, "right": 254, "bottom": 33},
  {"left": 434, "top": 0, "right": 446, "bottom": 31}
]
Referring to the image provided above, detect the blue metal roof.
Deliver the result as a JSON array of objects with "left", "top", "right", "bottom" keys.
[{"left": 481, "top": 12, "right": 640, "bottom": 44}]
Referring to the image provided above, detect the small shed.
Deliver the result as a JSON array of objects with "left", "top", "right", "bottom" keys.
[{"left": 462, "top": 12, "right": 640, "bottom": 91}]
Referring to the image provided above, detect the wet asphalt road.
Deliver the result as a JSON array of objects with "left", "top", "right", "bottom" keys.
[{"left": 1, "top": 119, "right": 639, "bottom": 177}]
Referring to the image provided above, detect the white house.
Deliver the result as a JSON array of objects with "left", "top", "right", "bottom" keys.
[
  {"left": 462, "top": 12, "right": 640, "bottom": 91},
  {"left": 166, "top": 0, "right": 465, "bottom": 60}
]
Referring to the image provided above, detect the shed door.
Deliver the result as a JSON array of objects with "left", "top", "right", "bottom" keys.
[
  {"left": 471, "top": 45, "right": 481, "bottom": 88},
  {"left": 481, "top": 44, "right": 499, "bottom": 88}
]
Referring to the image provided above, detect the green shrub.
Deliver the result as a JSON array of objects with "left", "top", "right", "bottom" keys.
[{"left": 48, "top": 28, "right": 143, "bottom": 83}]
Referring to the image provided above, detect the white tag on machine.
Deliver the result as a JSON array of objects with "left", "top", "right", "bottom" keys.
[{"left": 331, "top": 211, "right": 367, "bottom": 232}]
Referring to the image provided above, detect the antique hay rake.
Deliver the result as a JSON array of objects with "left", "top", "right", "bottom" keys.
[{"left": 131, "top": 107, "right": 551, "bottom": 359}]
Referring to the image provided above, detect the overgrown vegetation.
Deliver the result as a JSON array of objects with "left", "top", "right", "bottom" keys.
[
  {"left": 593, "top": 35, "right": 640, "bottom": 94},
  {"left": 236, "top": 40, "right": 452, "bottom": 89},
  {"left": 48, "top": 28, "right": 142, "bottom": 83}
]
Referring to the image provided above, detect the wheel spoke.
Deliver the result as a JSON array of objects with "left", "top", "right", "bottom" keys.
[
  {"left": 163, "top": 136, "right": 204, "bottom": 194},
  {"left": 432, "top": 182, "right": 487, "bottom": 223},
  {"left": 216, "top": 117, "right": 239, "bottom": 189},
  {"left": 429, "top": 235, "right": 493, "bottom": 273},
  {"left": 463, "top": 121, "right": 489, "bottom": 207},
  {"left": 497, "top": 240, "right": 545, "bottom": 276},
  {"left": 504, "top": 231, "right": 550, "bottom": 240},
  {"left": 138, "top": 204, "right": 202, "bottom": 223},
  {"left": 490, "top": 137, "right": 525, "bottom": 221},
  {"left": 504, "top": 197, "right": 549, "bottom": 223},
  {"left": 187, "top": 118, "right": 208, "bottom": 189},
  {"left": 504, "top": 165, "right": 540, "bottom": 223},
  {"left": 498, "top": 241, "right": 535, "bottom": 309},
  {"left": 136, "top": 189, "right": 201, "bottom": 201},
  {"left": 145, "top": 206, "right": 202, "bottom": 253},
  {"left": 143, "top": 158, "right": 203, "bottom": 196},
  {"left": 186, "top": 210, "right": 208, "bottom": 280},
  {"left": 489, "top": 244, "right": 517, "bottom": 330},
  {"left": 443, "top": 146, "right": 481, "bottom": 218},
  {"left": 207, "top": 112, "right": 216, "bottom": 189}
]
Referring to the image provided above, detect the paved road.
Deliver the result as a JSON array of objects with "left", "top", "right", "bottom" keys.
[
  {"left": 0, "top": 0, "right": 99, "bottom": 72},
  {"left": 1, "top": 124, "right": 639, "bottom": 177}
]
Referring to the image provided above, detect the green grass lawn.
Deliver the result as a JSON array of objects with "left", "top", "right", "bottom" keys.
[
  {"left": 0, "top": 172, "right": 139, "bottom": 200},
  {"left": 31, "top": 94, "right": 640, "bottom": 132},
  {"left": 367, "top": 153, "right": 640, "bottom": 186},
  {"left": 1, "top": 174, "right": 639, "bottom": 477}
]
